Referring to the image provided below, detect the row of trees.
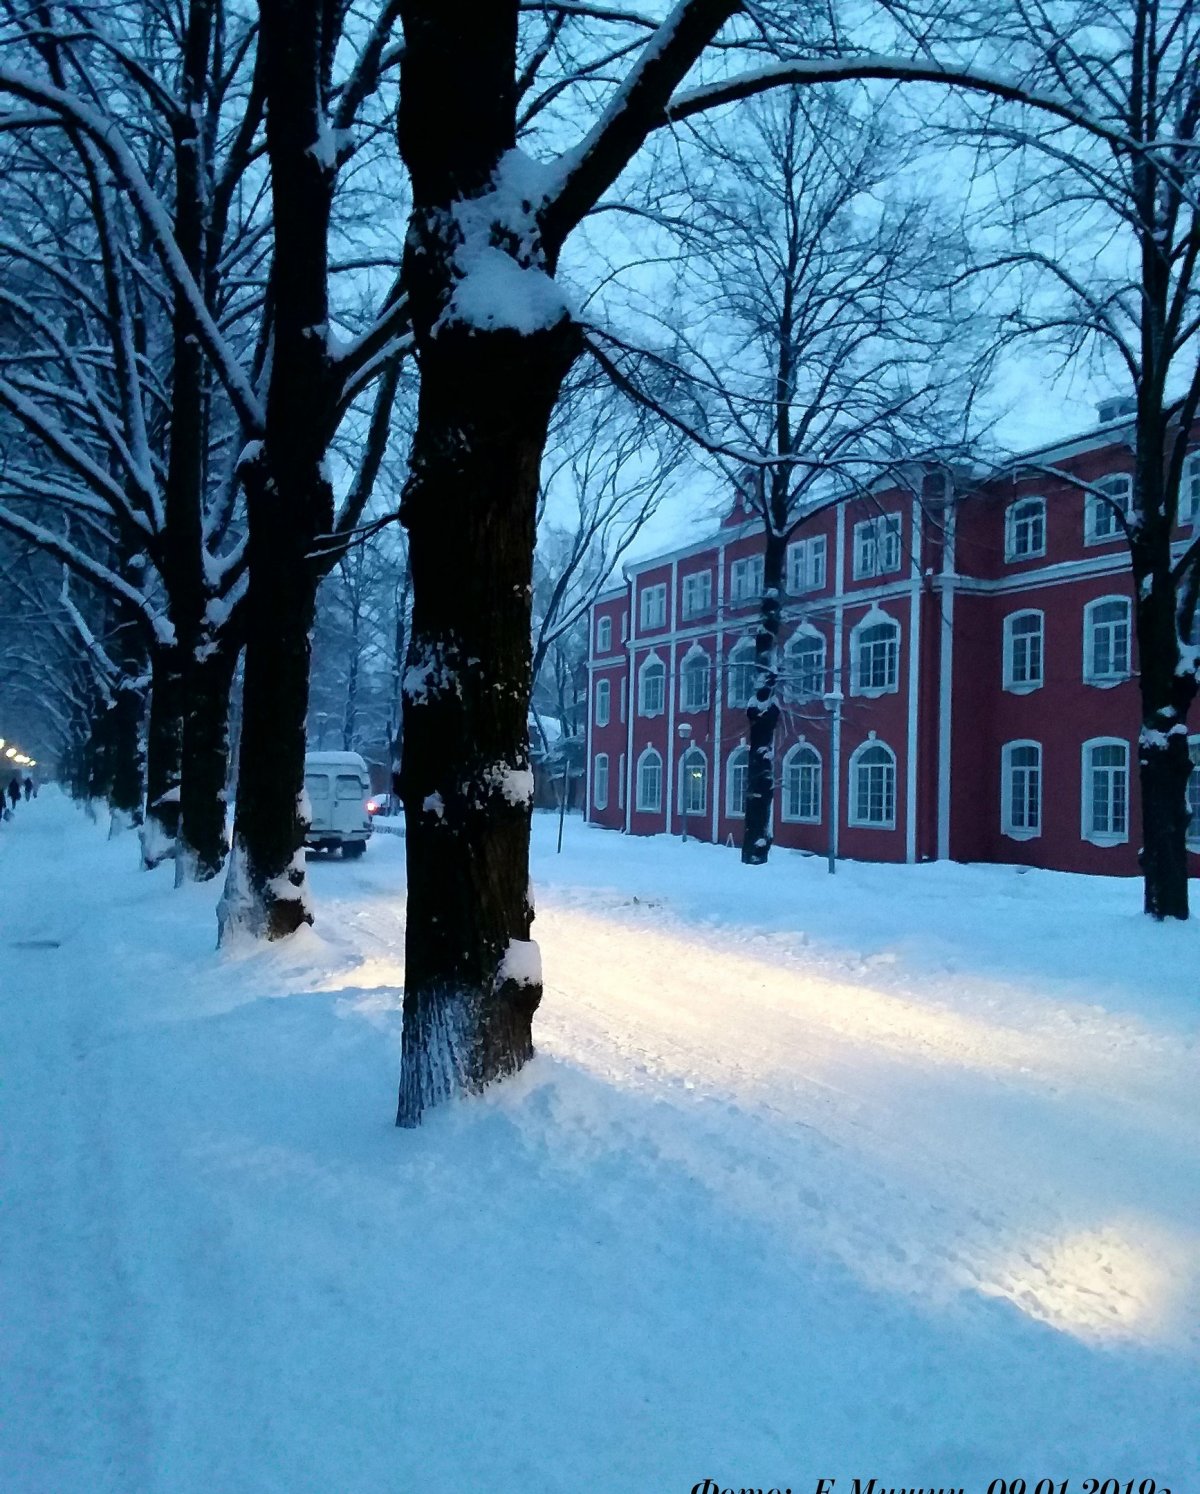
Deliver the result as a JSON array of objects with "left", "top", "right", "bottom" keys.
[{"left": 1, "top": 0, "right": 1196, "bottom": 1123}]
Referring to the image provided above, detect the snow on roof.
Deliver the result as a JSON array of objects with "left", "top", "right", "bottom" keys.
[{"left": 304, "top": 751, "right": 370, "bottom": 770}]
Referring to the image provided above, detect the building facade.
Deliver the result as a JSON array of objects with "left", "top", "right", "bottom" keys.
[{"left": 585, "top": 418, "right": 1200, "bottom": 876}]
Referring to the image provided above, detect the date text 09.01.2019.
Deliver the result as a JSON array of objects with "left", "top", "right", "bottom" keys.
[{"left": 690, "top": 1479, "right": 1172, "bottom": 1494}]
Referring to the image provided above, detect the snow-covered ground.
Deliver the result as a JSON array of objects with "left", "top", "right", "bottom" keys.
[{"left": 2, "top": 790, "right": 1197, "bottom": 1492}]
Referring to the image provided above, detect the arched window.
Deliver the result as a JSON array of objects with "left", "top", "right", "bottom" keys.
[
  {"left": 1086, "top": 473, "right": 1132, "bottom": 543},
  {"left": 851, "top": 611, "right": 901, "bottom": 695},
  {"left": 638, "top": 652, "right": 666, "bottom": 716},
  {"left": 784, "top": 627, "right": 825, "bottom": 702},
  {"left": 1083, "top": 596, "right": 1131, "bottom": 684},
  {"left": 727, "top": 639, "right": 755, "bottom": 709},
  {"left": 1005, "top": 497, "right": 1046, "bottom": 561},
  {"left": 677, "top": 746, "right": 707, "bottom": 816},
  {"left": 1081, "top": 738, "right": 1129, "bottom": 843},
  {"left": 1001, "top": 740, "right": 1041, "bottom": 838},
  {"left": 781, "top": 743, "right": 821, "bottom": 823},
  {"left": 680, "top": 646, "right": 711, "bottom": 712},
  {"left": 1003, "top": 610, "right": 1044, "bottom": 691},
  {"left": 593, "top": 753, "right": 609, "bottom": 811},
  {"left": 726, "top": 746, "right": 749, "bottom": 817},
  {"left": 849, "top": 740, "right": 897, "bottom": 828},
  {"left": 635, "top": 747, "right": 663, "bottom": 812}
]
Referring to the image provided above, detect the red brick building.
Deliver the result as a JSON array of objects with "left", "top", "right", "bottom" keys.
[{"left": 584, "top": 414, "right": 1200, "bottom": 874}]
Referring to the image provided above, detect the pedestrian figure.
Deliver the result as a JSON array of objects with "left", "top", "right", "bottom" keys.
[
  {"left": 23, "top": 777, "right": 32, "bottom": 802},
  {"left": 7, "top": 777, "right": 20, "bottom": 811}
]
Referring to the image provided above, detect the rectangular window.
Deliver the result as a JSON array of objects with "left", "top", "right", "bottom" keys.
[
  {"left": 1002, "top": 742, "right": 1041, "bottom": 837},
  {"left": 619, "top": 678, "right": 627, "bottom": 724},
  {"left": 593, "top": 754, "right": 609, "bottom": 810},
  {"left": 1183, "top": 452, "right": 1200, "bottom": 523},
  {"left": 639, "top": 583, "right": 667, "bottom": 630},
  {"left": 1084, "top": 741, "right": 1129, "bottom": 841},
  {"left": 1004, "top": 611, "right": 1044, "bottom": 691},
  {"left": 1188, "top": 739, "right": 1200, "bottom": 843},
  {"left": 595, "top": 678, "right": 610, "bottom": 727},
  {"left": 1085, "top": 598, "right": 1131, "bottom": 683},
  {"left": 730, "top": 555, "right": 764, "bottom": 602},
  {"left": 852, "top": 514, "right": 903, "bottom": 579},
  {"left": 681, "top": 570, "right": 713, "bottom": 619},
  {"left": 787, "top": 535, "right": 827, "bottom": 593},
  {"left": 1086, "top": 474, "right": 1132, "bottom": 543},
  {"left": 617, "top": 753, "right": 626, "bottom": 810},
  {"left": 1006, "top": 498, "right": 1046, "bottom": 560},
  {"left": 596, "top": 616, "right": 612, "bottom": 653}
]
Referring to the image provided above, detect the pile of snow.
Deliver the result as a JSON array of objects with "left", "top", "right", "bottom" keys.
[{"left": 0, "top": 791, "right": 1196, "bottom": 1491}]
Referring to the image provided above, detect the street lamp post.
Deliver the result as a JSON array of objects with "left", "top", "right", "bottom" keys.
[
  {"left": 822, "top": 689, "right": 843, "bottom": 876},
  {"left": 677, "top": 721, "right": 693, "bottom": 842}
]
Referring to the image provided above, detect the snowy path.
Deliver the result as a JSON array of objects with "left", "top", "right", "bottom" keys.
[{"left": 1, "top": 794, "right": 1197, "bottom": 1492}]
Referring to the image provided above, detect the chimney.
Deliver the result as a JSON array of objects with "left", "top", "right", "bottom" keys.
[{"left": 1096, "top": 395, "right": 1136, "bottom": 424}]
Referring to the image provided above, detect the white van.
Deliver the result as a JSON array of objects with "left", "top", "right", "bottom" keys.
[{"left": 303, "top": 751, "right": 373, "bottom": 857}]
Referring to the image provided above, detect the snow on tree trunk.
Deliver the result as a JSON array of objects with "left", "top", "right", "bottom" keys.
[
  {"left": 176, "top": 640, "right": 238, "bottom": 884},
  {"left": 741, "top": 531, "right": 785, "bottom": 866},
  {"left": 141, "top": 642, "right": 184, "bottom": 868}
]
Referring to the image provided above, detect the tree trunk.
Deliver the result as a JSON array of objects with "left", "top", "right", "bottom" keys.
[
  {"left": 141, "top": 643, "right": 184, "bottom": 867},
  {"left": 108, "top": 677, "right": 146, "bottom": 833},
  {"left": 395, "top": 327, "right": 575, "bottom": 1126},
  {"left": 176, "top": 640, "right": 239, "bottom": 883},
  {"left": 1136, "top": 565, "right": 1194, "bottom": 919},
  {"left": 741, "top": 530, "right": 785, "bottom": 865},
  {"left": 86, "top": 692, "right": 117, "bottom": 807}
]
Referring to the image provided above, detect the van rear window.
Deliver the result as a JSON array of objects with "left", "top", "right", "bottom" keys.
[
  {"left": 305, "top": 775, "right": 330, "bottom": 799},
  {"left": 336, "top": 774, "right": 364, "bottom": 800}
]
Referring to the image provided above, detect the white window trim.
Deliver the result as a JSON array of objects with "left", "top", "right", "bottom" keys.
[
  {"left": 1080, "top": 736, "right": 1130, "bottom": 846},
  {"left": 1188, "top": 734, "right": 1200, "bottom": 848},
  {"left": 852, "top": 513, "right": 902, "bottom": 581},
  {"left": 637, "top": 651, "right": 666, "bottom": 717},
  {"left": 681, "top": 570, "right": 713, "bottom": 620},
  {"left": 1004, "top": 496, "right": 1046, "bottom": 561},
  {"left": 725, "top": 746, "right": 749, "bottom": 819},
  {"left": 679, "top": 643, "right": 711, "bottom": 713},
  {"left": 639, "top": 582, "right": 667, "bottom": 630},
  {"left": 1000, "top": 739, "right": 1042, "bottom": 841},
  {"left": 1084, "top": 474, "right": 1132, "bottom": 546},
  {"left": 595, "top": 677, "right": 611, "bottom": 727},
  {"left": 849, "top": 606, "right": 901, "bottom": 699},
  {"left": 787, "top": 534, "right": 828, "bottom": 593},
  {"left": 635, "top": 746, "right": 663, "bottom": 813},
  {"left": 1002, "top": 608, "right": 1045, "bottom": 694},
  {"left": 1183, "top": 451, "right": 1200, "bottom": 524},
  {"left": 784, "top": 622, "right": 826, "bottom": 701},
  {"left": 593, "top": 753, "right": 609, "bottom": 810},
  {"left": 847, "top": 738, "right": 898, "bottom": 830},
  {"left": 730, "top": 554, "right": 765, "bottom": 604},
  {"left": 596, "top": 616, "right": 612, "bottom": 653},
  {"left": 780, "top": 742, "right": 822, "bottom": 824},
  {"left": 1082, "top": 594, "right": 1132, "bottom": 689}
]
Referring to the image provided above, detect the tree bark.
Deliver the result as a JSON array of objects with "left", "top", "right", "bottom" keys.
[
  {"left": 741, "top": 530, "right": 786, "bottom": 865},
  {"left": 397, "top": 327, "right": 574, "bottom": 1124},
  {"left": 108, "top": 677, "right": 145, "bottom": 832},
  {"left": 176, "top": 639, "right": 239, "bottom": 882},
  {"left": 141, "top": 642, "right": 184, "bottom": 867}
]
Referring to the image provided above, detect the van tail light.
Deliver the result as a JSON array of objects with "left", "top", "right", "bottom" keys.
[{"left": 366, "top": 799, "right": 379, "bottom": 814}]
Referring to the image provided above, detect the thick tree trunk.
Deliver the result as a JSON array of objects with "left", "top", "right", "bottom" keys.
[
  {"left": 176, "top": 640, "right": 239, "bottom": 883},
  {"left": 108, "top": 678, "right": 146, "bottom": 833},
  {"left": 741, "top": 530, "right": 785, "bottom": 865},
  {"left": 141, "top": 643, "right": 184, "bottom": 867},
  {"left": 1136, "top": 566, "right": 1194, "bottom": 919},
  {"left": 396, "top": 328, "right": 575, "bottom": 1126},
  {"left": 86, "top": 693, "right": 117, "bottom": 807}
]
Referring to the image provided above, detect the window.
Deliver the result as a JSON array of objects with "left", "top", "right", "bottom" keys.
[
  {"left": 593, "top": 753, "right": 609, "bottom": 810},
  {"left": 680, "top": 647, "right": 710, "bottom": 711},
  {"left": 596, "top": 615, "right": 612, "bottom": 653},
  {"left": 595, "top": 677, "right": 611, "bottom": 726},
  {"left": 787, "top": 535, "right": 827, "bottom": 593},
  {"left": 730, "top": 554, "right": 764, "bottom": 603},
  {"left": 784, "top": 627, "right": 825, "bottom": 701},
  {"left": 618, "top": 752, "right": 625, "bottom": 810},
  {"left": 726, "top": 746, "right": 749, "bottom": 817},
  {"left": 1001, "top": 741, "right": 1041, "bottom": 838},
  {"left": 681, "top": 570, "right": 713, "bottom": 619},
  {"left": 1084, "top": 596, "right": 1131, "bottom": 685},
  {"left": 1086, "top": 473, "right": 1132, "bottom": 543},
  {"left": 304, "top": 774, "right": 330, "bottom": 802},
  {"left": 782, "top": 743, "right": 821, "bottom": 823},
  {"left": 335, "top": 774, "right": 364, "bottom": 801},
  {"left": 852, "top": 514, "right": 903, "bottom": 579},
  {"left": 1188, "top": 738, "right": 1200, "bottom": 844},
  {"left": 851, "top": 612, "right": 900, "bottom": 695},
  {"left": 849, "top": 741, "right": 897, "bottom": 828},
  {"left": 619, "top": 678, "right": 627, "bottom": 723},
  {"left": 1183, "top": 451, "right": 1200, "bottom": 524},
  {"left": 727, "top": 639, "right": 756, "bottom": 708},
  {"left": 677, "top": 746, "right": 707, "bottom": 816},
  {"left": 1005, "top": 497, "right": 1046, "bottom": 560},
  {"left": 1003, "top": 610, "right": 1044, "bottom": 692},
  {"left": 638, "top": 654, "right": 666, "bottom": 716},
  {"left": 639, "top": 583, "right": 667, "bottom": 630},
  {"left": 1082, "top": 738, "right": 1129, "bottom": 843},
  {"left": 636, "top": 748, "right": 662, "bottom": 812}
]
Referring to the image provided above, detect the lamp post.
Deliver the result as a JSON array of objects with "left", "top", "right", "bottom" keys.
[
  {"left": 822, "top": 689, "right": 843, "bottom": 875},
  {"left": 677, "top": 720, "right": 693, "bottom": 842}
]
